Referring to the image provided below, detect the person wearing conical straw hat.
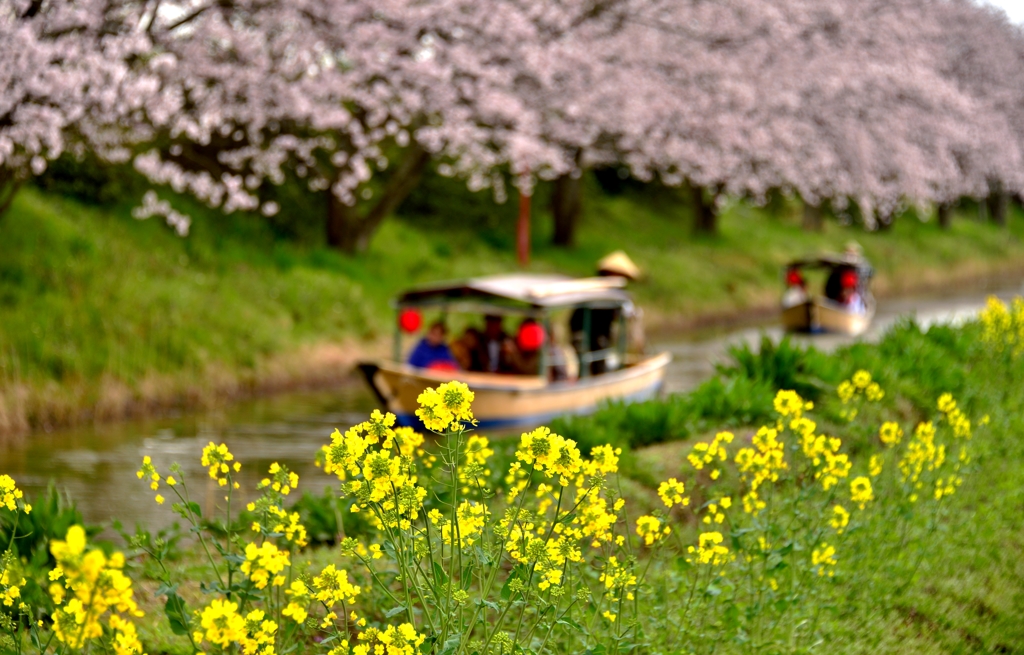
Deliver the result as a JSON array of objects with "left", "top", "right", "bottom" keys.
[
  {"left": 572, "top": 251, "right": 643, "bottom": 375},
  {"left": 597, "top": 250, "right": 642, "bottom": 280}
]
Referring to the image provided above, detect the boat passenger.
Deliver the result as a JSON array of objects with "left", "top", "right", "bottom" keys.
[
  {"left": 837, "top": 270, "right": 866, "bottom": 313},
  {"left": 450, "top": 327, "right": 482, "bottom": 372},
  {"left": 782, "top": 269, "right": 810, "bottom": 308},
  {"left": 408, "top": 321, "right": 459, "bottom": 370},
  {"left": 838, "top": 286, "right": 866, "bottom": 315},
  {"left": 479, "top": 315, "right": 513, "bottom": 373},
  {"left": 508, "top": 318, "right": 544, "bottom": 376}
]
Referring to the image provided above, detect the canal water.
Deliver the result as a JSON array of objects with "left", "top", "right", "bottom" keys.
[{"left": 1, "top": 280, "right": 1021, "bottom": 530}]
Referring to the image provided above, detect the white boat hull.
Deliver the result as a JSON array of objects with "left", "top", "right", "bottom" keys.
[{"left": 359, "top": 352, "right": 672, "bottom": 430}]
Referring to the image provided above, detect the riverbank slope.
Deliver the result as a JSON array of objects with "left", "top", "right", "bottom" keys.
[{"left": 1, "top": 186, "right": 1022, "bottom": 435}]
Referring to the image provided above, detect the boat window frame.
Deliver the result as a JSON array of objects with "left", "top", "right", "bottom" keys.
[{"left": 391, "top": 297, "right": 632, "bottom": 379}]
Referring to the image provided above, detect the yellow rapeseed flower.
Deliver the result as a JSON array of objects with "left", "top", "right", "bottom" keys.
[
  {"left": 812, "top": 543, "right": 837, "bottom": 577},
  {"left": 879, "top": 421, "right": 903, "bottom": 446},
  {"left": 0, "top": 475, "right": 28, "bottom": 513},
  {"left": 657, "top": 478, "right": 688, "bottom": 509},
  {"left": 636, "top": 515, "right": 670, "bottom": 546},
  {"left": 688, "top": 531, "right": 729, "bottom": 565},
  {"left": 830, "top": 505, "right": 850, "bottom": 534},
  {"left": 850, "top": 476, "right": 874, "bottom": 510}
]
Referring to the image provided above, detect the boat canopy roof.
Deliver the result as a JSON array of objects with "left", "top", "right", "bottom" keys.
[
  {"left": 785, "top": 253, "right": 872, "bottom": 271},
  {"left": 396, "top": 274, "right": 632, "bottom": 311}
]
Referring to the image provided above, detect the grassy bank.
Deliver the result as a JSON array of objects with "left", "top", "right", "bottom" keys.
[
  {"left": 2, "top": 181, "right": 1024, "bottom": 434},
  {"left": 7, "top": 298, "right": 1021, "bottom": 654},
  {"left": 552, "top": 312, "right": 1024, "bottom": 652}
]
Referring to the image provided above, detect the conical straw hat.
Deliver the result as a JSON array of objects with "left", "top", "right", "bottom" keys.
[{"left": 597, "top": 250, "right": 641, "bottom": 280}]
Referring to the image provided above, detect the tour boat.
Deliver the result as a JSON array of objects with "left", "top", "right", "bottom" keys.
[
  {"left": 359, "top": 274, "right": 671, "bottom": 430},
  {"left": 780, "top": 254, "right": 876, "bottom": 336}
]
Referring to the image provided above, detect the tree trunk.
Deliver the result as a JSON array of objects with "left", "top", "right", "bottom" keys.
[
  {"left": 937, "top": 203, "right": 952, "bottom": 230},
  {"left": 0, "top": 169, "right": 22, "bottom": 219},
  {"left": 875, "top": 209, "right": 894, "bottom": 231},
  {"left": 517, "top": 187, "right": 531, "bottom": 266},
  {"left": 987, "top": 186, "right": 1008, "bottom": 227},
  {"left": 324, "top": 143, "right": 431, "bottom": 254},
  {"left": 802, "top": 202, "right": 823, "bottom": 231},
  {"left": 551, "top": 170, "right": 583, "bottom": 247},
  {"left": 687, "top": 181, "right": 717, "bottom": 234}
]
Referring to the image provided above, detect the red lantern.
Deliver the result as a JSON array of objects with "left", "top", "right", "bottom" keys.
[
  {"left": 428, "top": 361, "right": 458, "bottom": 372},
  {"left": 517, "top": 322, "right": 546, "bottom": 352},
  {"left": 398, "top": 308, "right": 422, "bottom": 333},
  {"left": 785, "top": 268, "right": 804, "bottom": 287},
  {"left": 840, "top": 270, "right": 859, "bottom": 289}
]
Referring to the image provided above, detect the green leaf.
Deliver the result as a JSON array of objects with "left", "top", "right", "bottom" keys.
[
  {"left": 438, "top": 635, "right": 461, "bottom": 655},
  {"left": 433, "top": 561, "right": 449, "bottom": 587},
  {"left": 384, "top": 606, "right": 407, "bottom": 619},
  {"left": 164, "top": 592, "right": 190, "bottom": 636}
]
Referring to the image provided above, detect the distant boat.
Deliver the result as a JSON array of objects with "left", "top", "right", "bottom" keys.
[
  {"left": 359, "top": 273, "right": 671, "bottom": 430},
  {"left": 780, "top": 254, "right": 875, "bottom": 336}
]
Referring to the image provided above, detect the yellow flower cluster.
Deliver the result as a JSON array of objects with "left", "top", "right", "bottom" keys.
[
  {"left": 636, "top": 515, "right": 670, "bottom": 546},
  {"left": 933, "top": 473, "right": 963, "bottom": 500},
  {"left": 194, "top": 600, "right": 278, "bottom": 655},
  {"left": 701, "top": 498, "right": 730, "bottom": 525},
  {"left": 429, "top": 501, "right": 488, "bottom": 547},
  {"left": 0, "top": 474, "right": 29, "bottom": 513},
  {"left": 584, "top": 444, "right": 621, "bottom": 476},
  {"left": 515, "top": 427, "right": 583, "bottom": 486},
  {"left": 320, "top": 412, "right": 430, "bottom": 531},
  {"left": 849, "top": 476, "right": 874, "bottom": 510},
  {"left": 313, "top": 564, "right": 361, "bottom": 606},
  {"left": 812, "top": 542, "right": 837, "bottom": 577},
  {"left": 899, "top": 422, "right": 944, "bottom": 487},
  {"left": 1, "top": 558, "right": 26, "bottom": 610},
  {"left": 837, "top": 370, "right": 884, "bottom": 420},
  {"left": 493, "top": 460, "right": 614, "bottom": 593},
  {"left": 879, "top": 421, "right": 903, "bottom": 446},
  {"left": 773, "top": 389, "right": 812, "bottom": 420},
  {"left": 352, "top": 623, "right": 425, "bottom": 655},
  {"left": 979, "top": 295, "right": 1024, "bottom": 355},
  {"left": 459, "top": 434, "right": 494, "bottom": 493},
  {"left": 135, "top": 456, "right": 170, "bottom": 504},
  {"left": 735, "top": 426, "right": 787, "bottom": 514},
  {"left": 599, "top": 555, "right": 636, "bottom": 600},
  {"left": 249, "top": 503, "right": 309, "bottom": 547},
  {"left": 202, "top": 442, "right": 241, "bottom": 487},
  {"left": 830, "top": 505, "right": 850, "bottom": 534},
  {"left": 49, "top": 526, "right": 143, "bottom": 651},
  {"left": 574, "top": 491, "right": 625, "bottom": 548},
  {"left": 938, "top": 393, "right": 972, "bottom": 439},
  {"left": 687, "top": 431, "right": 734, "bottom": 480},
  {"left": 260, "top": 462, "right": 299, "bottom": 496},
  {"left": 688, "top": 531, "right": 729, "bottom": 565},
  {"left": 241, "top": 541, "right": 290, "bottom": 589},
  {"left": 415, "top": 381, "right": 475, "bottom": 432},
  {"left": 283, "top": 580, "right": 311, "bottom": 623},
  {"left": 657, "top": 478, "right": 688, "bottom": 509}
]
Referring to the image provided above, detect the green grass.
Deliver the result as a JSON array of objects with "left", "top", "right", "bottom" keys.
[
  {"left": 10, "top": 315, "right": 1021, "bottom": 654},
  {"left": 568, "top": 317, "right": 1024, "bottom": 653},
  {"left": 2, "top": 177, "right": 1024, "bottom": 432}
]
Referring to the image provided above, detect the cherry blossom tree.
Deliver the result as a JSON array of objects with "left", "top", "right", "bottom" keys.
[
  {"left": 0, "top": 0, "right": 150, "bottom": 218},
  {"left": 930, "top": 0, "right": 1024, "bottom": 227},
  {"left": 589, "top": 0, "right": 1020, "bottom": 233},
  {"left": 122, "top": 0, "right": 639, "bottom": 252},
  {"left": 8, "top": 0, "right": 1024, "bottom": 246}
]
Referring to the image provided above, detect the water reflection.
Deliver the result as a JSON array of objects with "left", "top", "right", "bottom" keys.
[
  {"left": 1, "top": 386, "right": 377, "bottom": 531},
  {"left": 2, "top": 279, "right": 1021, "bottom": 531}
]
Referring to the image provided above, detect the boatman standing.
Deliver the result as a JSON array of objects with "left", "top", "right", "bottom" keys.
[{"left": 571, "top": 251, "right": 642, "bottom": 374}]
